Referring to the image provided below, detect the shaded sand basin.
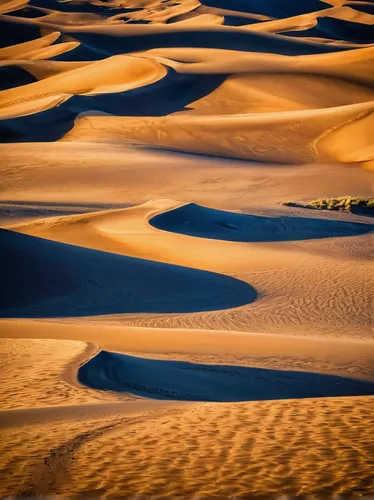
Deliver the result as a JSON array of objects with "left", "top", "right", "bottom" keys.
[
  {"left": 4, "top": 197, "right": 372, "bottom": 339},
  {"left": 1, "top": 1, "right": 374, "bottom": 164},
  {"left": 0, "top": 227, "right": 256, "bottom": 318},
  {"left": 1, "top": 0, "right": 374, "bottom": 498},
  {"left": 1, "top": 334, "right": 374, "bottom": 497},
  {"left": 79, "top": 350, "right": 374, "bottom": 401},
  {"left": 149, "top": 201, "right": 374, "bottom": 242}
]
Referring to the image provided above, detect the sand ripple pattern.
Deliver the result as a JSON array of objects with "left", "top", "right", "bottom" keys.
[
  {"left": 0, "top": 1, "right": 374, "bottom": 498},
  {"left": 113, "top": 257, "right": 373, "bottom": 339},
  {"left": 38, "top": 397, "right": 374, "bottom": 498},
  {"left": 0, "top": 0, "right": 373, "bottom": 163}
]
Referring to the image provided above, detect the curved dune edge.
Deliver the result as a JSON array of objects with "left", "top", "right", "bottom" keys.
[
  {"left": 5, "top": 199, "right": 372, "bottom": 342},
  {"left": 241, "top": 6, "right": 374, "bottom": 33},
  {"left": 2, "top": 324, "right": 372, "bottom": 409},
  {"left": 0, "top": 60, "right": 92, "bottom": 80},
  {"left": 0, "top": 31, "right": 61, "bottom": 60},
  {"left": 316, "top": 107, "right": 374, "bottom": 162},
  {"left": 137, "top": 46, "right": 374, "bottom": 86},
  {"left": 148, "top": 201, "right": 374, "bottom": 242},
  {"left": 1, "top": 320, "right": 374, "bottom": 381},
  {"left": 78, "top": 348, "right": 374, "bottom": 402},
  {"left": 0, "top": 0, "right": 373, "bottom": 498},
  {"left": 0, "top": 55, "right": 167, "bottom": 120},
  {"left": 62, "top": 101, "right": 374, "bottom": 164},
  {"left": 62, "top": 340, "right": 101, "bottom": 391},
  {"left": 8, "top": 198, "right": 372, "bottom": 273},
  {"left": 0, "top": 226, "right": 257, "bottom": 318},
  {"left": 0, "top": 337, "right": 107, "bottom": 410},
  {"left": 1, "top": 321, "right": 373, "bottom": 415}
]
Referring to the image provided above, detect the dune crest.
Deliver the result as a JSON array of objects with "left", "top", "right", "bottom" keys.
[
  {"left": 62, "top": 101, "right": 374, "bottom": 164},
  {"left": 1, "top": 1, "right": 373, "bottom": 498},
  {"left": 0, "top": 55, "right": 167, "bottom": 119}
]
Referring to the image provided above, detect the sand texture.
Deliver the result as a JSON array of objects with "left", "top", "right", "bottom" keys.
[{"left": 0, "top": 0, "right": 373, "bottom": 498}]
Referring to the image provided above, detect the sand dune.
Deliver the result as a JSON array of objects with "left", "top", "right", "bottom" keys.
[
  {"left": 2, "top": 320, "right": 374, "bottom": 376},
  {"left": 0, "top": 226, "right": 255, "bottom": 317},
  {"left": 1, "top": 60, "right": 91, "bottom": 80},
  {"left": 1, "top": 324, "right": 373, "bottom": 497},
  {"left": 0, "top": 31, "right": 61, "bottom": 59},
  {"left": 1, "top": 1, "right": 372, "bottom": 155},
  {"left": 5, "top": 198, "right": 373, "bottom": 340},
  {"left": 183, "top": 73, "right": 374, "bottom": 114},
  {"left": 242, "top": 6, "right": 374, "bottom": 34},
  {"left": 79, "top": 349, "right": 374, "bottom": 401},
  {"left": 0, "top": 0, "right": 28, "bottom": 14},
  {"left": 139, "top": 44, "right": 374, "bottom": 77},
  {"left": 63, "top": 101, "right": 374, "bottom": 164},
  {"left": 0, "top": 54, "right": 167, "bottom": 119},
  {"left": 1, "top": 0, "right": 373, "bottom": 498},
  {"left": 150, "top": 202, "right": 374, "bottom": 241}
]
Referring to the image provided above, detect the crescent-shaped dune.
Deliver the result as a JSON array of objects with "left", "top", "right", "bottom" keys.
[
  {"left": 0, "top": 227, "right": 256, "bottom": 317},
  {"left": 62, "top": 101, "right": 374, "bottom": 164},
  {"left": 149, "top": 202, "right": 374, "bottom": 242},
  {"left": 78, "top": 349, "right": 374, "bottom": 401},
  {"left": 1, "top": 0, "right": 373, "bottom": 498},
  {"left": 0, "top": 31, "right": 61, "bottom": 59},
  {"left": 0, "top": 55, "right": 167, "bottom": 119}
]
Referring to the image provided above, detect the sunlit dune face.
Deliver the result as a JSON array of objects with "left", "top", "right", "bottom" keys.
[
  {"left": 0, "top": 1, "right": 373, "bottom": 499},
  {"left": 0, "top": 0, "right": 373, "bottom": 163}
]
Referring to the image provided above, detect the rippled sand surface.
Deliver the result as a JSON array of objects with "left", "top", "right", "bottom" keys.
[{"left": 0, "top": 0, "right": 373, "bottom": 498}]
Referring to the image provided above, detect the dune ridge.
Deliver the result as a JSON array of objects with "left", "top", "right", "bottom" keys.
[
  {"left": 62, "top": 101, "right": 374, "bottom": 164},
  {"left": 1, "top": 0, "right": 373, "bottom": 164},
  {"left": 1, "top": 0, "right": 373, "bottom": 498},
  {"left": 4, "top": 198, "right": 373, "bottom": 340}
]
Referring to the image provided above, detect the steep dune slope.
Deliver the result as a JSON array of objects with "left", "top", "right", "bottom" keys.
[
  {"left": 5, "top": 198, "right": 373, "bottom": 340},
  {"left": 0, "top": 227, "right": 256, "bottom": 317},
  {"left": 0, "top": 55, "right": 167, "bottom": 119},
  {"left": 63, "top": 101, "right": 374, "bottom": 164},
  {"left": 1, "top": 1, "right": 374, "bottom": 499}
]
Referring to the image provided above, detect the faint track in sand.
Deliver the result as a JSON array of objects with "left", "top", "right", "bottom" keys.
[{"left": 19, "top": 407, "right": 186, "bottom": 497}]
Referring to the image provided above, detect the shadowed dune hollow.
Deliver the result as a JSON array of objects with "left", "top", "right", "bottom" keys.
[
  {"left": 79, "top": 350, "right": 374, "bottom": 402},
  {"left": 1, "top": 0, "right": 374, "bottom": 498},
  {"left": 150, "top": 203, "right": 374, "bottom": 242},
  {"left": 0, "top": 228, "right": 257, "bottom": 318},
  {"left": 0, "top": 0, "right": 373, "bottom": 166}
]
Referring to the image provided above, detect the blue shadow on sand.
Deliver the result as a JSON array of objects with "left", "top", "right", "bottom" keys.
[
  {"left": 0, "top": 228, "right": 256, "bottom": 318},
  {"left": 149, "top": 203, "right": 374, "bottom": 243},
  {"left": 0, "top": 70, "right": 225, "bottom": 142},
  {"left": 79, "top": 351, "right": 374, "bottom": 402}
]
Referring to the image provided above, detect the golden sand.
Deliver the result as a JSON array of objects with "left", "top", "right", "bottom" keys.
[{"left": 0, "top": 0, "right": 373, "bottom": 498}]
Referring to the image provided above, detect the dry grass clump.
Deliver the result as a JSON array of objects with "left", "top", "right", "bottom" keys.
[
  {"left": 282, "top": 197, "right": 374, "bottom": 212},
  {"left": 310, "top": 197, "right": 374, "bottom": 211}
]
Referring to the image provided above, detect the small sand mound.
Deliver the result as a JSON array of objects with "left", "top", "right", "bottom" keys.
[
  {"left": 149, "top": 202, "right": 374, "bottom": 242},
  {"left": 79, "top": 350, "right": 374, "bottom": 401}
]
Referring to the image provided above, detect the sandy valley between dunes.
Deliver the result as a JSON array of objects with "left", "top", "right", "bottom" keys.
[{"left": 1, "top": 0, "right": 374, "bottom": 498}]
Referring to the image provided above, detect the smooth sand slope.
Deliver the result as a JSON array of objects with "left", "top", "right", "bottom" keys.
[
  {"left": 0, "top": 226, "right": 256, "bottom": 318},
  {"left": 1, "top": 324, "right": 374, "bottom": 497},
  {"left": 0, "top": 0, "right": 374, "bottom": 498},
  {"left": 62, "top": 101, "right": 374, "bottom": 164},
  {"left": 79, "top": 350, "right": 374, "bottom": 401},
  {"left": 4, "top": 196, "right": 372, "bottom": 339},
  {"left": 0, "top": 145, "right": 373, "bottom": 340}
]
